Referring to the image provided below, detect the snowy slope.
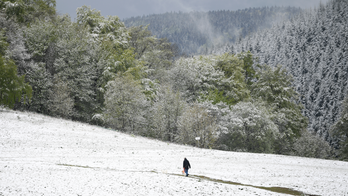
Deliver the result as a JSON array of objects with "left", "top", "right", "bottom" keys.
[{"left": 1, "top": 108, "right": 348, "bottom": 195}]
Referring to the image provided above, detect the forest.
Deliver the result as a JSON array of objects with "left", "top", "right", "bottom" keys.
[
  {"left": 216, "top": 0, "right": 348, "bottom": 155},
  {"left": 0, "top": 0, "right": 347, "bottom": 160},
  {"left": 123, "top": 7, "right": 302, "bottom": 55}
]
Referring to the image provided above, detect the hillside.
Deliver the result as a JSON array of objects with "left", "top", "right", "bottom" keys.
[
  {"left": 123, "top": 7, "right": 302, "bottom": 55},
  {"left": 1, "top": 0, "right": 347, "bottom": 166},
  {"left": 217, "top": 0, "right": 348, "bottom": 141},
  {"left": 1, "top": 108, "right": 348, "bottom": 195}
]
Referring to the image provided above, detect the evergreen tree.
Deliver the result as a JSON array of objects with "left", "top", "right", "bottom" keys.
[
  {"left": 0, "top": 0, "right": 56, "bottom": 24},
  {"left": 0, "top": 28, "right": 32, "bottom": 108},
  {"left": 128, "top": 25, "right": 177, "bottom": 82},
  {"left": 0, "top": 55, "right": 32, "bottom": 108},
  {"left": 24, "top": 15, "right": 100, "bottom": 121},
  {"left": 103, "top": 74, "right": 148, "bottom": 133},
  {"left": 330, "top": 95, "right": 348, "bottom": 160},
  {"left": 24, "top": 62, "right": 52, "bottom": 113},
  {"left": 251, "top": 64, "right": 308, "bottom": 154}
]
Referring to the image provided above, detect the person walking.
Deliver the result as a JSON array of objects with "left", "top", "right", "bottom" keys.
[{"left": 183, "top": 158, "right": 191, "bottom": 177}]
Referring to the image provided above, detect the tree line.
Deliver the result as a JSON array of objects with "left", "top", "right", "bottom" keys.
[{"left": 0, "top": 0, "right": 343, "bottom": 160}]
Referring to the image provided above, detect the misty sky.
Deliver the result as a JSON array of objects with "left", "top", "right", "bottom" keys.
[{"left": 56, "top": 0, "right": 330, "bottom": 20}]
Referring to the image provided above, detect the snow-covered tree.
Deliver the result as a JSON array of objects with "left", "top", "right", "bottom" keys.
[
  {"left": 103, "top": 74, "right": 148, "bottom": 133},
  {"left": 292, "top": 130, "right": 332, "bottom": 159},
  {"left": 24, "top": 62, "right": 52, "bottom": 113},
  {"left": 76, "top": 5, "right": 129, "bottom": 51},
  {"left": 170, "top": 54, "right": 249, "bottom": 104},
  {"left": 218, "top": 101, "right": 279, "bottom": 153},
  {"left": 251, "top": 64, "right": 308, "bottom": 154},
  {"left": 148, "top": 85, "right": 186, "bottom": 141},
  {"left": 47, "top": 76, "right": 74, "bottom": 118},
  {"left": 0, "top": 25, "right": 32, "bottom": 109},
  {"left": 177, "top": 102, "right": 218, "bottom": 148},
  {"left": 330, "top": 95, "right": 348, "bottom": 160},
  {"left": 128, "top": 25, "right": 178, "bottom": 82},
  {"left": 170, "top": 56, "right": 219, "bottom": 102},
  {"left": 24, "top": 15, "right": 102, "bottom": 121},
  {"left": 76, "top": 6, "right": 146, "bottom": 96},
  {"left": 0, "top": 12, "right": 29, "bottom": 76},
  {"left": 0, "top": 0, "right": 56, "bottom": 24}
]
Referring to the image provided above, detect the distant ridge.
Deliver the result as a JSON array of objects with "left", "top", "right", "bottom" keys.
[{"left": 123, "top": 7, "right": 302, "bottom": 55}]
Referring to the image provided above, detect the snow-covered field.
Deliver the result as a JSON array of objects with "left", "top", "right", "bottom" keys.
[{"left": 1, "top": 108, "right": 348, "bottom": 196}]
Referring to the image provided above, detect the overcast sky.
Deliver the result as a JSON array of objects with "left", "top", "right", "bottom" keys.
[{"left": 56, "top": 0, "right": 330, "bottom": 20}]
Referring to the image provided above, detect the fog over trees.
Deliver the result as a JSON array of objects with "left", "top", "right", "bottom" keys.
[{"left": 123, "top": 7, "right": 302, "bottom": 55}]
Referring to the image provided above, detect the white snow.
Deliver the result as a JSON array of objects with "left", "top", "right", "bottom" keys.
[{"left": 1, "top": 108, "right": 348, "bottom": 195}]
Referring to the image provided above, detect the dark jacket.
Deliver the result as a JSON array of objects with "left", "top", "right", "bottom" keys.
[{"left": 183, "top": 158, "right": 191, "bottom": 169}]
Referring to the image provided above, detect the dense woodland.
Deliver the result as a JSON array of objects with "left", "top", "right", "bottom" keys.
[
  {"left": 123, "top": 7, "right": 302, "bottom": 55},
  {"left": 0, "top": 0, "right": 347, "bottom": 160},
  {"left": 216, "top": 0, "right": 348, "bottom": 153}
]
